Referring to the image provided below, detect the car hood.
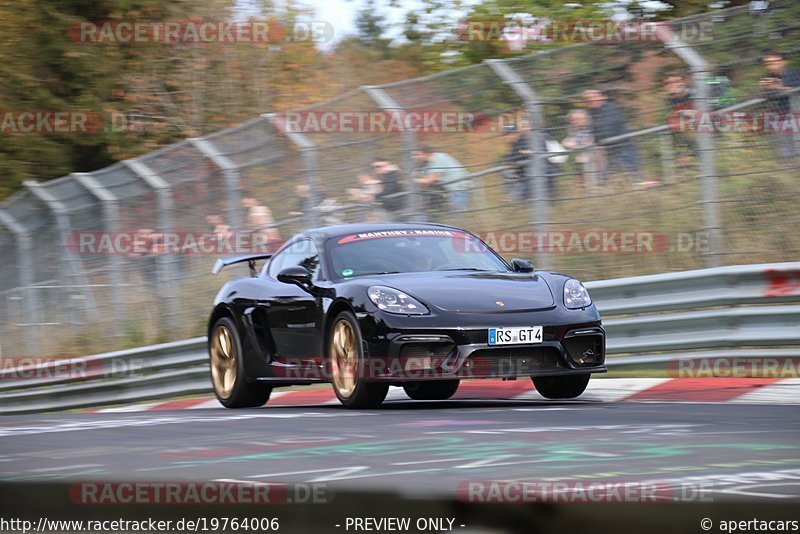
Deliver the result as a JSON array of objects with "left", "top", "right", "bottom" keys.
[{"left": 370, "top": 271, "right": 556, "bottom": 313}]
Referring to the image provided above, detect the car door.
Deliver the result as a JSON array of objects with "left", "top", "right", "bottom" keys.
[{"left": 264, "top": 239, "right": 323, "bottom": 363}]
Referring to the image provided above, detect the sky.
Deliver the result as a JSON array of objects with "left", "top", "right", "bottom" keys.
[
  {"left": 308, "top": 0, "right": 376, "bottom": 39},
  {"left": 255, "top": 0, "right": 677, "bottom": 47},
  {"left": 301, "top": 0, "right": 676, "bottom": 41},
  {"left": 299, "top": 0, "right": 480, "bottom": 44}
]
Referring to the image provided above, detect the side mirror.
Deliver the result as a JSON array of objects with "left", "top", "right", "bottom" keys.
[
  {"left": 277, "top": 266, "right": 312, "bottom": 289},
  {"left": 511, "top": 258, "right": 535, "bottom": 273}
]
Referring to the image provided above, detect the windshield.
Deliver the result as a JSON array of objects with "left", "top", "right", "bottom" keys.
[{"left": 328, "top": 229, "right": 509, "bottom": 279}]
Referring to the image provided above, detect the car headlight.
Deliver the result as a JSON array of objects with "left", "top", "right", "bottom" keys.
[
  {"left": 564, "top": 279, "right": 592, "bottom": 309},
  {"left": 368, "top": 286, "right": 429, "bottom": 315}
]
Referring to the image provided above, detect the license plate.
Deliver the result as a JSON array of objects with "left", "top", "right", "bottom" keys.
[{"left": 488, "top": 326, "right": 543, "bottom": 346}]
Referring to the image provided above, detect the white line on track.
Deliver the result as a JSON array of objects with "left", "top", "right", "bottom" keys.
[
  {"left": 0, "top": 412, "right": 375, "bottom": 437},
  {"left": 26, "top": 464, "right": 105, "bottom": 473},
  {"left": 390, "top": 458, "right": 469, "bottom": 466}
]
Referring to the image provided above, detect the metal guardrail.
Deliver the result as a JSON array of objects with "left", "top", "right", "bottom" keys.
[{"left": 1, "top": 262, "right": 798, "bottom": 415}]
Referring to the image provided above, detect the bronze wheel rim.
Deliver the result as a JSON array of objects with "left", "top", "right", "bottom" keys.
[
  {"left": 331, "top": 320, "right": 358, "bottom": 398},
  {"left": 210, "top": 324, "right": 237, "bottom": 399}
]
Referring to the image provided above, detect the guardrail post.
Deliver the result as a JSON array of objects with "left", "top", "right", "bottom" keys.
[
  {"left": 23, "top": 181, "right": 98, "bottom": 323},
  {"left": 0, "top": 210, "right": 40, "bottom": 355},
  {"left": 486, "top": 59, "right": 551, "bottom": 270},
  {"left": 662, "top": 36, "right": 722, "bottom": 268},
  {"left": 264, "top": 114, "right": 320, "bottom": 228},
  {"left": 189, "top": 138, "right": 244, "bottom": 232},
  {"left": 363, "top": 86, "right": 423, "bottom": 223},
  {"left": 71, "top": 173, "right": 125, "bottom": 335},
  {"left": 124, "top": 159, "right": 181, "bottom": 331}
]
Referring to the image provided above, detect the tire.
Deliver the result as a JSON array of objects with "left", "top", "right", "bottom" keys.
[
  {"left": 532, "top": 374, "right": 590, "bottom": 399},
  {"left": 209, "top": 317, "right": 272, "bottom": 408},
  {"left": 328, "top": 311, "right": 389, "bottom": 409},
  {"left": 403, "top": 380, "right": 460, "bottom": 400}
]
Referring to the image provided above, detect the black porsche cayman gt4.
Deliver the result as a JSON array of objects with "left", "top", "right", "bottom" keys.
[{"left": 208, "top": 223, "right": 605, "bottom": 408}]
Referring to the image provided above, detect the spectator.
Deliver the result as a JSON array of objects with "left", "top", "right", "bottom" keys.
[
  {"left": 205, "top": 214, "right": 224, "bottom": 234},
  {"left": 205, "top": 214, "right": 232, "bottom": 251},
  {"left": 347, "top": 172, "right": 387, "bottom": 222},
  {"left": 760, "top": 50, "right": 800, "bottom": 160},
  {"left": 212, "top": 223, "right": 233, "bottom": 241},
  {"left": 371, "top": 157, "right": 405, "bottom": 216},
  {"left": 347, "top": 173, "right": 381, "bottom": 204},
  {"left": 664, "top": 74, "right": 697, "bottom": 161},
  {"left": 503, "top": 124, "right": 564, "bottom": 200},
  {"left": 502, "top": 124, "right": 533, "bottom": 200},
  {"left": 290, "top": 183, "right": 315, "bottom": 217},
  {"left": 562, "top": 110, "right": 605, "bottom": 191},
  {"left": 665, "top": 74, "right": 694, "bottom": 112},
  {"left": 127, "top": 228, "right": 160, "bottom": 286},
  {"left": 412, "top": 146, "right": 471, "bottom": 214},
  {"left": 583, "top": 89, "right": 655, "bottom": 188},
  {"left": 242, "top": 197, "right": 282, "bottom": 251},
  {"left": 289, "top": 185, "right": 344, "bottom": 227},
  {"left": 316, "top": 188, "right": 344, "bottom": 226}
]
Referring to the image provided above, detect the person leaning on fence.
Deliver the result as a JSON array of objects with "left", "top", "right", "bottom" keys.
[
  {"left": 242, "top": 197, "right": 282, "bottom": 252},
  {"left": 291, "top": 183, "right": 315, "bottom": 217},
  {"left": 502, "top": 124, "right": 533, "bottom": 200},
  {"left": 206, "top": 215, "right": 233, "bottom": 241},
  {"left": 664, "top": 74, "right": 698, "bottom": 162},
  {"left": 760, "top": 50, "right": 800, "bottom": 161},
  {"left": 347, "top": 171, "right": 387, "bottom": 222},
  {"left": 371, "top": 157, "right": 404, "bottom": 216},
  {"left": 562, "top": 110, "right": 605, "bottom": 192},
  {"left": 583, "top": 89, "right": 657, "bottom": 189},
  {"left": 290, "top": 184, "right": 344, "bottom": 226},
  {"left": 412, "top": 146, "right": 471, "bottom": 215},
  {"left": 502, "top": 124, "right": 564, "bottom": 201},
  {"left": 127, "top": 228, "right": 161, "bottom": 286}
]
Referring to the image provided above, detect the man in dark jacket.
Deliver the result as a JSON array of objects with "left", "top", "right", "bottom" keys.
[
  {"left": 664, "top": 74, "right": 697, "bottom": 158},
  {"left": 502, "top": 125, "right": 560, "bottom": 200},
  {"left": 760, "top": 50, "right": 800, "bottom": 160},
  {"left": 503, "top": 125, "right": 533, "bottom": 200},
  {"left": 372, "top": 157, "right": 405, "bottom": 215},
  {"left": 583, "top": 89, "right": 644, "bottom": 185}
]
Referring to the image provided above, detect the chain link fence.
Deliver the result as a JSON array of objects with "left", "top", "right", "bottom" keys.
[{"left": 1, "top": 2, "right": 799, "bottom": 356}]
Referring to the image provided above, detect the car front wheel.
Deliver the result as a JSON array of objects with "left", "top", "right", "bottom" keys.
[
  {"left": 329, "top": 311, "right": 389, "bottom": 409},
  {"left": 532, "top": 374, "right": 590, "bottom": 399}
]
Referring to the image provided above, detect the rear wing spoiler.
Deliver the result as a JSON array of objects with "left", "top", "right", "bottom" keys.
[{"left": 212, "top": 254, "right": 273, "bottom": 276}]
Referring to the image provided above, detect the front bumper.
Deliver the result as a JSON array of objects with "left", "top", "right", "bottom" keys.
[{"left": 358, "top": 310, "right": 606, "bottom": 382}]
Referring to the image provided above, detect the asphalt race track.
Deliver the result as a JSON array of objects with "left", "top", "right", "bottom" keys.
[{"left": 2, "top": 398, "right": 799, "bottom": 502}]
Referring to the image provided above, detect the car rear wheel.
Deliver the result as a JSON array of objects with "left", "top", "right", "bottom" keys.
[
  {"left": 329, "top": 311, "right": 389, "bottom": 409},
  {"left": 209, "top": 317, "right": 272, "bottom": 408},
  {"left": 403, "top": 380, "right": 460, "bottom": 400},
  {"left": 532, "top": 374, "right": 590, "bottom": 399}
]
